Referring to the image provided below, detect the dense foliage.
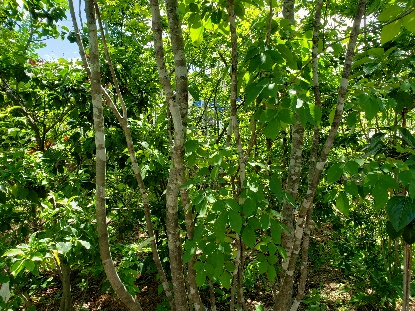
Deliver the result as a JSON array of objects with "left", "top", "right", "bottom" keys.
[{"left": 1, "top": 0, "right": 415, "bottom": 310}]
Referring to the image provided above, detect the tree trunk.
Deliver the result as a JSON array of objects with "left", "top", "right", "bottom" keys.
[
  {"left": 83, "top": 1, "right": 143, "bottom": 310},
  {"left": 59, "top": 260, "right": 73, "bottom": 311},
  {"left": 402, "top": 242, "right": 412, "bottom": 311},
  {"left": 276, "top": 0, "right": 366, "bottom": 309}
]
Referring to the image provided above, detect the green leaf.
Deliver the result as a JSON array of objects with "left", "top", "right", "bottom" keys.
[
  {"left": 309, "top": 103, "right": 322, "bottom": 126},
  {"left": 363, "top": 98, "right": 379, "bottom": 121},
  {"left": 269, "top": 173, "right": 283, "bottom": 202},
  {"left": 242, "top": 225, "right": 256, "bottom": 248},
  {"left": 242, "top": 197, "right": 257, "bottom": 217},
  {"left": 267, "top": 264, "right": 276, "bottom": 282},
  {"left": 3, "top": 248, "right": 24, "bottom": 257},
  {"left": 268, "top": 242, "right": 277, "bottom": 256},
  {"left": 336, "top": 192, "right": 350, "bottom": 216},
  {"left": 326, "top": 163, "right": 343, "bottom": 183},
  {"left": 185, "top": 140, "right": 199, "bottom": 153},
  {"left": 260, "top": 214, "right": 270, "bottom": 230},
  {"left": 10, "top": 183, "right": 29, "bottom": 199},
  {"left": 328, "top": 105, "right": 336, "bottom": 125},
  {"left": 267, "top": 254, "right": 278, "bottom": 265},
  {"left": 226, "top": 198, "right": 240, "bottom": 211},
  {"left": 219, "top": 270, "right": 232, "bottom": 289},
  {"left": 23, "top": 259, "right": 35, "bottom": 272},
  {"left": 386, "top": 196, "right": 415, "bottom": 232},
  {"left": 211, "top": 251, "right": 224, "bottom": 270},
  {"left": 183, "top": 240, "right": 196, "bottom": 263},
  {"left": 0, "top": 275, "right": 9, "bottom": 283},
  {"left": 270, "top": 219, "right": 281, "bottom": 244},
  {"left": 278, "top": 108, "right": 294, "bottom": 124},
  {"left": 399, "top": 128, "right": 415, "bottom": 148},
  {"left": 214, "top": 211, "right": 228, "bottom": 241},
  {"left": 258, "top": 261, "right": 268, "bottom": 274},
  {"left": 228, "top": 210, "right": 242, "bottom": 233},
  {"left": 263, "top": 121, "right": 280, "bottom": 139},
  {"left": 297, "top": 103, "right": 313, "bottom": 127},
  {"left": 378, "top": 5, "right": 404, "bottom": 21},
  {"left": 381, "top": 21, "right": 401, "bottom": 45},
  {"left": 0, "top": 191, "right": 6, "bottom": 204},
  {"left": 78, "top": 240, "right": 91, "bottom": 249},
  {"left": 211, "top": 9, "right": 223, "bottom": 24},
  {"left": 277, "top": 246, "right": 287, "bottom": 259},
  {"left": 10, "top": 260, "right": 25, "bottom": 277},
  {"left": 402, "top": 11, "right": 415, "bottom": 33},
  {"left": 410, "top": 182, "right": 415, "bottom": 200},
  {"left": 386, "top": 220, "right": 402, "bottom": 240},
  {"left": 344, "top": 180, "right": 359, "bottom": 197},
  {"left": 244, "top": 81, "right": 265, "bottom": 105},
  {"left": 190, "top": 24, "right": 204, "bottom": 46},
  {"left": 345, "top": 161, "right": 359, "bottom": 176},
  {"left": 255, "top": 304, "right": 265, "bottom": 311},
  {"left": 248, "top": 217, "right": 261, "bottom": 230},
  {"left": 372, "top": 181, "right": 390, "bottom": 211},
  {"left": 195, "top": 267, "right": 206, "bottom": 286},
  {"left": 403, "top": 221, "right": 415, "bottom": 244},
  {"left": 56, "top": 242, "right": 72, "bottom": 255}
]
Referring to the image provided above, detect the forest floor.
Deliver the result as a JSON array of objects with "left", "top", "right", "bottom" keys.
[
  {"left": 25, "top": 223, "right": 415, "bottom": 311},
  {"left": 33, "top": 263, "right": 415, "bottom": 311}
]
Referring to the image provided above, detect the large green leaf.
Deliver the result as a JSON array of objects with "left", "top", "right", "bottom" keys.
[
  {"left": 386, "top": 196, "right": 415, "bottom": 232},
  {"left": 195, "top": 267, "right": 206, "bottom": 286},
  {"left": 190, "top": 24, "right": 204, "bottom": 46},
  {"left": 269, "top": 173, "right": 283, "bottom": 202},
  {"left": 378, "top": 5, "right": 404, "bottom": 21},
  {"left": 399, "top": 128, "right": 415, "bottom": 148},
  {"left": 267, "top": 264, "right": 276, "bottom": 281},
  {"left": 244, "top": 81, "right": 266, "bottom": 105},
  {"left": 402, "top": 11, "right": 415, "bottom": 33},
  {"left": 242, "top": 225, "right": 256, "bottom": 248},
  {"left": 345, "top": 161, "right": 359, "bottom": 176},
  {"left": 336, "top": 192, "right": 350, "bottom": 216},
  {"left": 219, "top": 270, "right": 231, "bottom": 289},
  {"left": 263, "top": 120, "right": 280, "bottom": 139},
  {"left": 326, "top": 163, "right": 344, "bottom": 183},
  {"left": 2, "top": 248, "right": 24, "bottom": 257},
  {"left": 386, "top": 220, "right": 402, "bottom": 240},
  {"left": 381, "top": 21, "right": 401, "bottom": 45},
  {"left": 214, "top": 211, "right": 228, "bottom": 241},
  {"left": 363, "top": 98, "right": 379, "bottom": 121},
  {"left": 403, "top": 221, "right": 415, "bottom": 244},
  {"left": 372, "top": 181, "right": 390, "bottom": 211},
  {"left": 270, "top": 219, "right": 281, "bottom": 244},
  {"left": 228, "top": 210, "right": 242, "bottom": 233}
]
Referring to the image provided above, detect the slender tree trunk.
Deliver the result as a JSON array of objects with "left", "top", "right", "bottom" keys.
[
  {"left": 227, "top": 0, "right": 247, "bottom": 309},
  {"left": 150, "top": 0, "right": 196, "bottom": 309},
  {"left": 276, "top": 1, "right": 366, "bottom": 309},
  {"left": 92, "top": 2, "right": 176, "bottom": 308},
  {"left": 59, "top": 259, "right": 72, "bottom": 311},
  {"left": 403, "top": 242, "right": 412, "bottom": 311},
  {"left": 83, "top": 1, "right": 143, "bottom": 310},
  {"left": 288, "top": 2, "right": 324, "bottom": 310}
]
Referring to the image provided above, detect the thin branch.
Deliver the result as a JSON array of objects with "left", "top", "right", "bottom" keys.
[{"left": 93, "top": 0, "right": 126, "bottom": 118}]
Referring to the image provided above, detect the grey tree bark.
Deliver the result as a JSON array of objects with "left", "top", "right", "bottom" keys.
[
  {"left": 80, "top": 1, "right": 143, "bottom": 310},
  {"left": 149, "top": 0, "right": 202, "bottom": 309}
]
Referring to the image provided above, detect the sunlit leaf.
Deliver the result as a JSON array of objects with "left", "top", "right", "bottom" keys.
[
  {"left": 336, "top": 192, "right": 350, "bottom": 216},
  {"left": 381, "top": 21, "right": 401, "bottom": 45}
]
